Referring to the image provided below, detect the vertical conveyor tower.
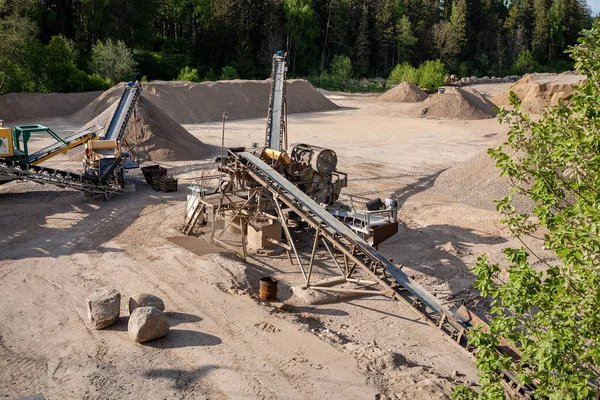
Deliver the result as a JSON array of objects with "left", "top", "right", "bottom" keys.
[{"left": 265, "top": 52, "right": 287, "bottom": 151}]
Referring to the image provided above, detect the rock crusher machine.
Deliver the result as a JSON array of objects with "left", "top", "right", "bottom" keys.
[
  {"left": 181, "top": 52, "right": 532, "bottom": 399},
  {"left": 0, "top": 81, "right": 141, "bottom": 197}
]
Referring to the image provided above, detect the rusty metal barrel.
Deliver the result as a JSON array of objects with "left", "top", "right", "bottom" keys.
[{"left": 259, "top": 277, "right": 278, "bottom": 301}]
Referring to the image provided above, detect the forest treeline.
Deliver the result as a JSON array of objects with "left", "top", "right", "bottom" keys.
[{"left": 0, "top": 0, "right": 595, "bottom": 94}]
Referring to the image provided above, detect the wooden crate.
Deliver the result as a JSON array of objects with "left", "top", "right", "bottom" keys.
[{"left": 153, "top": 176, "right": 178, "bottom": 192}]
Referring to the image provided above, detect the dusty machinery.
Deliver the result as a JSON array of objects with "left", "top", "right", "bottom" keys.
[
  {"left": 181, "top": 52, "right": 531, "bottom": 398},
  {"left": 253, "top": 51, "right": 348, "bottom": 206},
  {"left": 0, "top": 81, "right": 141, "bottom": 197},
  {"left": 83, "top": 81, "right": 141, "bottom": 189}
]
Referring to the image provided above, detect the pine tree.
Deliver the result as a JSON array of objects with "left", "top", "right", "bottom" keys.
[
  {"left": 450, "top": 0, "right": 467, "bottom": 50},
  {"left": 396, "top": 15, "right": 417, "bottom": 63},
  {"left": 532, "top": 0, "right": 549, "bottom": 63},
  {"left": 354, "top": 3, "right": 371, "bottom": 77},
  {"left": 375, "top": 0, "right": 399, "bottom": 75}
]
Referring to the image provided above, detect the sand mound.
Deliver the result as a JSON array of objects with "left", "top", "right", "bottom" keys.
[
  {"left": 411, "top": 87, "right": 497, "bottom": 120},
  {"left": 379, "top": 82, "right": 428, "bottom": 102},
  {"left": 72, "top": 79, "right": 338, "bottom": 125},
  {"left": 433, "top": 145, "right": 532, "bottom": 211},
  {"left": 0, "top": 91, "right": 102, "bottom": 123},
  {"left": 69, "top": 85, "right": 125, "bottom": 125},
  {"left": 492, "top": 73, "right": 586, "bottom": 114},
  {"left": 79, "top": 95, "right": 215, "bottom": 161},
  {"left": 141, "top": 79, "right": 338, "bottom": 124}
]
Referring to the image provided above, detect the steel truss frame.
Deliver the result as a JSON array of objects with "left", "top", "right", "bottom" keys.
[
  {"left": 208, "top": 152, "right": 532, "bottom": 399},
  {"left": 0, "top": 158, "right": 121, "bottom": 198}
]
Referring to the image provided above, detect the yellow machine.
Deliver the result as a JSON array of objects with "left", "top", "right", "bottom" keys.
[{"left": 0, "top": 123, "right": 13, "bottom": 157}]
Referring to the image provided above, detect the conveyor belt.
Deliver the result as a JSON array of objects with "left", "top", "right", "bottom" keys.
[
  {"left": 240, "top": 152, "right": 449, "bottom": 314},
  {"left": 28, "top": 129, "right": 97, "bottom": 165},
  {"left": 0, "top": 158, "right": 119, "bottom": 196},
  {"left": 234, "top": 151, "right": 531, "bottom": 398},
  {"left": 105, "top": 84, "right": 139, "bottom": 141},
  {"left": 265, "top": 55, "right": 286, "bottom": 151}
]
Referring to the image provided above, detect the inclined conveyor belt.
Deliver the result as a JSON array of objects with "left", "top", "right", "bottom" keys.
[
  {"left": 105, "top": 84, "right": 139, "bottom": 141},
  {"left": 27, "top": 129, "right": 96, "bottom": 164},
  {"left": 238, "top": 151, "right": 462, "bottom": 319}
]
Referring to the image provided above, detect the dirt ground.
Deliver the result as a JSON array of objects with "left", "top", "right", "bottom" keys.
[{"left": 1, "top": 83, "right": 532, "bottom": 399}]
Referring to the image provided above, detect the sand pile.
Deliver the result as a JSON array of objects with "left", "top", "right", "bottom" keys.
[
  {"left": 69, "top": 85, "right": 125, "bottom": 124},
  {"left": 141, "top": 79, "right": 338, "bottom": 124},
  {"left": 433, "top": 146, "right": 532, "bottom": 211},
  {"left": 72, "top": 79, "right": 338, "bottom": 125},
  {"left": 80, "top": 95, "right": 215, "bottom": 161},
  {"left": 411, "top": 87, "right": 497, "bottom": 120},
  {"left": 379, "top": 82, "right": 428, "bottom": 102},
  {"left": 493, "top": 73, "right": 586, "bottom": 114},
  {"left": 0, "top": 91, "right": 102, "bottom": 123}
]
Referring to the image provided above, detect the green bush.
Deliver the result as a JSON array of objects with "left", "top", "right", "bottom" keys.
[
  {"left": 203, "top": 67, "right": 218, "bottom": 81},
  {"left": 85, "top": 74, "right": 111, "bottom": 91},
  {"left": 417, "top": 60, "right": 447, "bottom": 92},
  {"left": 41, "top": 36, "right": 88, "bottom": 92},
  {"left": 512, "top": 49, "right": 537, "bottom": 75},
  {"left": 308, "top": 74, "right": 385, "bottom": 93},
  {"left": 90, "top": 39, "right": 137, "bottom": 84},
  {"left": 388, "top": 62, "right": 419, "bottom": 85},
  {"left": 220, "top": 65, "right": 239, "bottom": 80},
  {"left": 330, "top": 54, "right": 353, "bottom": 80},
  {"left": 135, "top": 50, "right": 179, "bottom": 81},
  {"left": 177, "top": 66, "right": 200, "bottom": 82}
]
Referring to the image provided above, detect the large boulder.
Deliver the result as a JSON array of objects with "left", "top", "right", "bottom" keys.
[
  {"left": 128, "top": 306, "right": 169, "bottom": 343},
  {"left": 128, "top": 293, "right": 165, "bottom": 314},
  {"left": 86, "top": 289, "right": 121, "bottom": 329}
]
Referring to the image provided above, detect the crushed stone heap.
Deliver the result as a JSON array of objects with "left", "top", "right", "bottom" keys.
[
  {"left": 80, "top": 95, "right": 216, "bottom": 162},
  {"left": 72, "top": 79, "right": 338, "bottom": 125},
  {"left": 410, "top": 86, "right": 497, "bottom": 120},
  {"left": 493, "top": 73, "right": 586, "bottom": 114},
  {"left": 379, "top": 82, "right": 428, "bottom": 103}
]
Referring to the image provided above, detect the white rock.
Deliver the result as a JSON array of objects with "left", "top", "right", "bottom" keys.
[
  {"left": 86, "top": 289, "right": 121, "bottom": 329},
  {"left": 128, "top": 306, "right": 169, "bottom": 343},
  {"left": 128, "top": 293, "right": 165, "bottom": 314}
]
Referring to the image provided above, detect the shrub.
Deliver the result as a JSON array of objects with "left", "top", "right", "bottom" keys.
[
  {"left": 134, "top": 50, "right": 185, "bottom": 81},
  {"left": 90, "top": 39, "right": 137, "bottom": 84},
  {"left": 177, "top": 66, "right": 200, "bottom": 82},
  {"left": 512, "top": 49, "right": 537, "bottom": 75},
  {"left": 452, "top": 21, "right": 600, "bottom": 399},
  {"left": 220, "top": 65, "right": 239, "bottom": 80},
  {"left": 388, "top": 62, "right": 419, "bottom": 85},
  {"left": 330, "top": 54, "right": 353, "bottom": 80},
  {"left": 40, "top": 35, "right": 87, "bottom": 92},
  {"left": 203, "top": 67, "right": 218, "bottom": 81},
  {"left": 85, "top": 74, "right": 111, "bottom": 91},
  {"left": 417, "top": 60, "right": 447, "bottom": 92}
]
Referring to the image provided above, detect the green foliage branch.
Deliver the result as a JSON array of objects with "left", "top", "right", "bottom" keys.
[{"left": 453, "top": 21, "right": 600, "bottom": 400}]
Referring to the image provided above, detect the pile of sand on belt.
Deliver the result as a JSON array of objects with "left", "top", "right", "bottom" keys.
[
  {"left": 433, "top": 145, "right": 533, "bottom": 212},
  {"left": 379, "top": 82, "right": 428, "bottom": 102},
  {"left": 0, "top": 91, "right": 102, "bottom": 123},
  {"left": 493, "top": 73, "right": 586, "bottom": 114},
  {"left": 72, "top": 79, "right": 339, "bottom": 125},
  {"left": 80, "top": 95, "right": 216, "bottom": 162},
  {"left": 411, "top": 86, "right": 497, "bottom": 120}
]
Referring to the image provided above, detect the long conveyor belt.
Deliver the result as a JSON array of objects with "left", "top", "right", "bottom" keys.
[
  {"left": 105, "top": 84, "right": 139, "bottom": 141},
  {"left": 0, "top": 158, "right": 120, "bottom": 196},
  {"left": 27, "top": 129, "right": 97, "bottom": 165},
  {"left": 234, "top": 151, "right": 530, "bottom": 398}
]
